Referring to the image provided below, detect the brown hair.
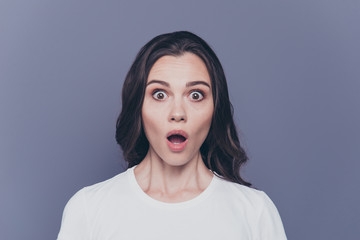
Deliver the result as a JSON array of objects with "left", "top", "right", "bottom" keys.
[{"left": 116, "top": 31, "right": 251, "bottom": 186}]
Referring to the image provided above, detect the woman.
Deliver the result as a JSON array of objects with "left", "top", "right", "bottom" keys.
[{"left": 58, "top": 31, "right": 287, "bottom": 239}]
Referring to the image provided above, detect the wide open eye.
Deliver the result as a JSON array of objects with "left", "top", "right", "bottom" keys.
[
  {"left": 152, "top": 90, "right": 168, "bottom": 100},
  {"left": 189, "top": 90, "right": 204, "bottom": 101}
]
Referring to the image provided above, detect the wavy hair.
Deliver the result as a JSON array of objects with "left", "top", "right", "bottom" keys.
[{"left": 116, "top": 31, "right": 251, "bottom": 186}]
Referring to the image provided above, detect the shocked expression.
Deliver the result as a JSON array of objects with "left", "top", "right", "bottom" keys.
[{"left": 141, "top": 53, "right": 214, "bottom": 166}]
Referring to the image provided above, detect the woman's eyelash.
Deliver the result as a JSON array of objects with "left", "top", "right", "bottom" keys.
[
  {"left": 151, "top": 89, "right": 167, "bottom": 100},
  {"left": 150, "top": 89, "right": 206, "bottom": 101},
  {"left": 189, "top": 89, "right": 206, "bottom": 100},
  {"left": 190, "top": 89, "right": 205, "bottom": 95},
  {"left": 151, "top": 88, "right": 164, "bottom": 95}
]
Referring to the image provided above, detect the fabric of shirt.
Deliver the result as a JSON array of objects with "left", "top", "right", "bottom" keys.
[{"left": 57, "top": 166, "right": 287, "bottom": 240}]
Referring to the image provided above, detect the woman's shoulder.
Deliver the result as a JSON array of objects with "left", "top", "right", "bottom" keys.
[
  {"left": 65, "top": 167, "right": 132, "bottom": 206},
  {"left": 214, "top": 176, "right": 287, "bottom": 239},
  {"left": 214, "top": 175, "right": 274, "bottom": 208},
  {"left": 57, "top": 168, "right": 135, "bottom": 239},
  {"left": 83, "top": 169, "right": 129, "bottom": 193}
]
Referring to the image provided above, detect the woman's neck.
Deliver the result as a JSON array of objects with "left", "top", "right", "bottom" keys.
[{"left": 134, "top": 150, "right": 213, "bottom": 203}]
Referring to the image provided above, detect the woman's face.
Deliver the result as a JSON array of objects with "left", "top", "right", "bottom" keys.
[{"left": 142, "top": 53, "right": 214, "bottom": 166}]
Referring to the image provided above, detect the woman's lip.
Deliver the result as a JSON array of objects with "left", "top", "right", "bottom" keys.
[
  {"left": 166, "top": 130, "right": 188, "bottom": 152},
  {"left": 166, "top": 130, "right": 188, "bottom": 139},
  {"left": 167, "top": 138, "right": 188, "bottom": 152}
]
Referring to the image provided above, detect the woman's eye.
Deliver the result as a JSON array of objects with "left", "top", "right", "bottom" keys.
[
  {"left": 152, "top": 90, "right": 168, "bottom": 100},
  {"left": 189, "top": 91, "right": 204, "bottom": 101}
]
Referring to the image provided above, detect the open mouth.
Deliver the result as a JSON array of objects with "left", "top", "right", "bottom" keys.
[
  {"left": 167, "top": 134, "right": 187, "bottom": 144},
  {"left": 166, "top": 130, "right": 188, "bottom": 151}
]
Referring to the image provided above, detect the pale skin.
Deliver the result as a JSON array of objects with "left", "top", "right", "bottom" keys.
[{"left": 134, "top": 53, "right": 214, "bottom": 203}]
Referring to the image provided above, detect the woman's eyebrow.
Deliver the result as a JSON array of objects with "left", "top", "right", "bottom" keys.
[
  {"left": 186, "top": 81, "right": 210, "bottom": 88},
  {"left": 147, "top": 80, "right": 170, "bottom": 87},
  {"left": 146, "top": 80, "right": 210, "bottom": 88}
]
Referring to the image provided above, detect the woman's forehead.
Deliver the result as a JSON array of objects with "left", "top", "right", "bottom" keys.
[{"left": 147, "top": 53, "right": 211, "bottom": 86}]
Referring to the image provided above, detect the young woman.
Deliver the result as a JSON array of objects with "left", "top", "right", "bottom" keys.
[{"left": 58, "top": 31, "right": 287, "bottom": 239}]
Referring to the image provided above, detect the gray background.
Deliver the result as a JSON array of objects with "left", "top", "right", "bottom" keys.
[{"left": 1, "top": 0, "right": 359, "bottom": 239}]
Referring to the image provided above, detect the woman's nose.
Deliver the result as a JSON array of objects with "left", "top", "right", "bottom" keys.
[{"left": 169, "top": 99, "right": 187, "bottom": 122}]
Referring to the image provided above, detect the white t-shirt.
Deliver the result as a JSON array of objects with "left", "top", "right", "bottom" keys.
[{"left": 58, "top": 166, "right": 287, "bottom": 240}]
